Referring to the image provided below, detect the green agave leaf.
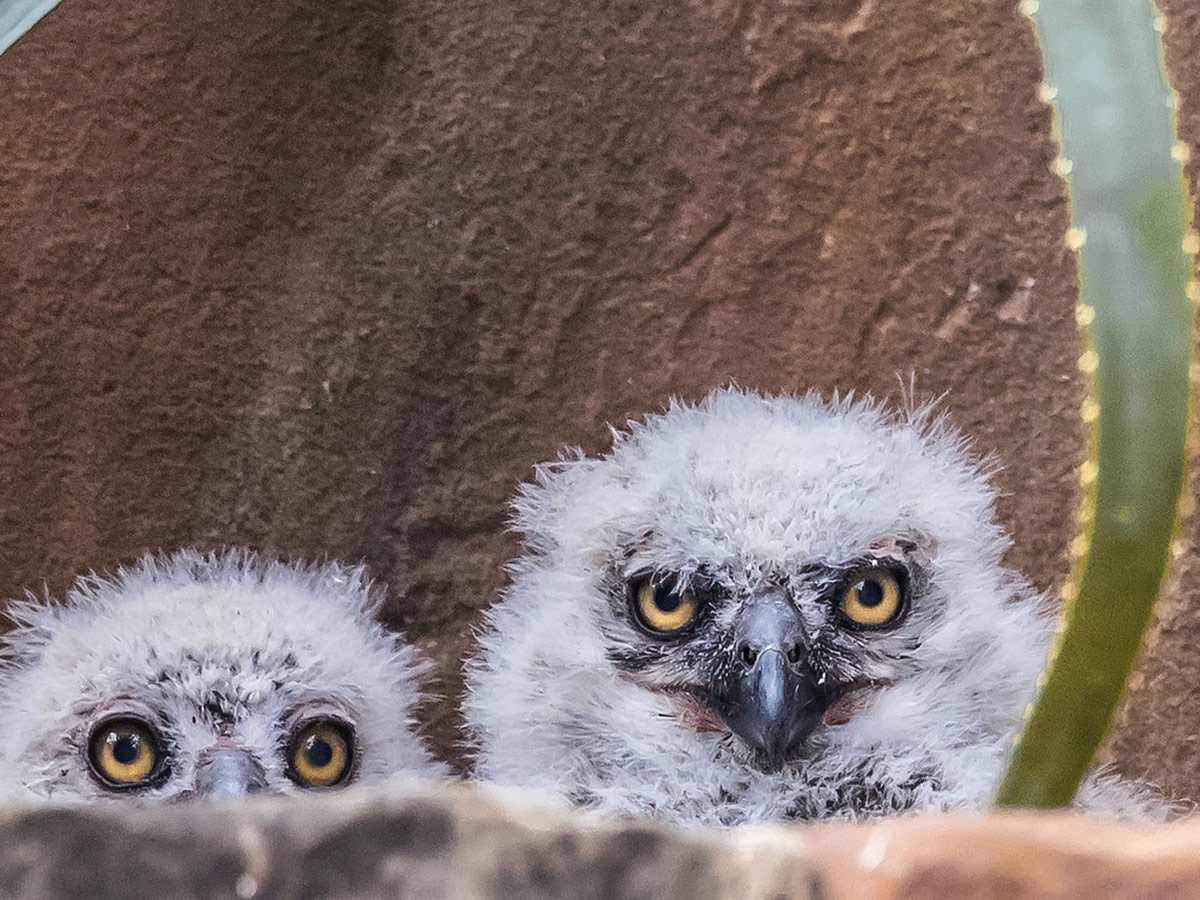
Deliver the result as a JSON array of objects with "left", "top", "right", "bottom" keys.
[
  {"left": 0, "top": 0, "right": 63, "bottom": 56},
  {"left": 995, "top": 0, "right": 1194, "bottom": 807}
]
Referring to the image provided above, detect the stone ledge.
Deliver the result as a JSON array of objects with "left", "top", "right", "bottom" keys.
[
  {"left": 0, "top": 781, "right": 816, "bottom": 899},
  {"left": 2, "top": 781, "right": 1198, "bottom": 899},
  {"left": 803, "top": 813, "right": 1200, "bottom": 899}
]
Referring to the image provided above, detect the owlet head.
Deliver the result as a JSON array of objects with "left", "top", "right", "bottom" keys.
[
  {"left": 466, "top": 387, "right": 1057, "bottom": 822},
  {"left": 0, "top": 549, "right": 446, "bottom": 802}
]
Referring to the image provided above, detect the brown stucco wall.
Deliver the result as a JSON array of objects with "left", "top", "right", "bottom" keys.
[{"left": 0, "top": 0, "right": 1196, "bottom": 795}]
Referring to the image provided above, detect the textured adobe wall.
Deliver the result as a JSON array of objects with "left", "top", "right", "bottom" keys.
[{"left": 0, "top": 0, "right": 1195, "bottom": 798}]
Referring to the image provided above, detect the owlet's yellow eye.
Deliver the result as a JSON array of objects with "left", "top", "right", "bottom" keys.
[
  {"left": 88, "top": 717, "right": 163, "bottom": 789},
  {"left": 838, "top": 566, "right": 905, "bottom": 628},
  {"left": 286, "top": 719, "right": 355, "bottom": 788},
  {"left": 631, "top": 574, "right": 699, "bottom": 635}
]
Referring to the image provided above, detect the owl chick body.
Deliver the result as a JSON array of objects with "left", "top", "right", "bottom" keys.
[
  {"left": 465, "top": 388, "right": 1166, "bottom": 825},
  {"left": 0, "top": 549, "right": 445, "bottom": 801}
]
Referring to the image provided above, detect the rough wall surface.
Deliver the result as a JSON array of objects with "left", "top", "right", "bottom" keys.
[{"left": 0, "top": 0, "right": 1195, "bottom": 797}]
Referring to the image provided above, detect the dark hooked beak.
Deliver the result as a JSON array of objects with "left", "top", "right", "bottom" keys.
[
  {"left": 194, "top": 746, "right": 268, "bottom": 798},
  {"left": 710, "top": 592, "right": 829, "bottom": 770}
]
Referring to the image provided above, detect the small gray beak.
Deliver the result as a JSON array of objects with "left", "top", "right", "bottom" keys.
[
  {"left": 711, "top": 592, "right": 830, "bottom": 770},
  {"left": 194, "top": 746, "right": 267, "bottom": 798}
]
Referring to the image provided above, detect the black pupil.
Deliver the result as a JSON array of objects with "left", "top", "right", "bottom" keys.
[
  {"left": 112, "top": 733, "right": 140, "bottom": 765},
  {"left": 306, "top": 735, "right": 334, "bottom": 768},
  {"left": 653, "top": 585, "right": 681, "bottom": 613},
  {"left": 858, "top": 578, "right": 885, "bottom": 608}
]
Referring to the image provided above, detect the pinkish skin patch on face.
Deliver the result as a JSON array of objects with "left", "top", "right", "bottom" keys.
[
  {"left": 638, "top": 684, "right": 728, "bottom": 733},
  {"left": 822, "top": 688, "right": 869, "bottom": 726},
  {"left": 678, "top": 696, "right": 728, "bottom": 733},
  {"left": 819, "top": 681, "right": 896, "bottom": 727}
]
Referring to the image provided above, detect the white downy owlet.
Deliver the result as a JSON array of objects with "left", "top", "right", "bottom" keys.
[
  {"left": 465, "top": 387, "right": 1169, "bottom": 825},
  {"left": 0, "top": 549, "right": 445, "bottom": 801}
]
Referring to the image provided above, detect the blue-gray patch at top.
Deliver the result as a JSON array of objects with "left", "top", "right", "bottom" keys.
[{"left": 0, "top": 0, "right": 63, "bottom": 56}]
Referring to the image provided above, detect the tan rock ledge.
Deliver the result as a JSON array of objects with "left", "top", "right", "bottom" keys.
[{"left": 1, "top": 781, "right": 1197, "bottom": 899}]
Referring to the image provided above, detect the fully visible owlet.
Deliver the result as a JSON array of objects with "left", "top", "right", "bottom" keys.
[
  {"left": 0, "top": 549, "right": 445, "bottom": 801},
  {"left": 464, "top": 387, "right": 1168, "bottom": 825}
]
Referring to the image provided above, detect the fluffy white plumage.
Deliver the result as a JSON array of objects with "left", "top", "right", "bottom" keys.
[
  {"left": 465, "top": 387, "right": 1167, "bottom": 825},
  {"left": 0, "top": 548, "right": 445, "bottom": 801}
]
